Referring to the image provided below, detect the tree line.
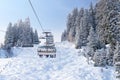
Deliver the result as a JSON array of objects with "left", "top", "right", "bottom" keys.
[
  {"left": 61, "top": 0, "right": 120, "bottom": 78},
  {"left": 4, "top": 17, "right": 39, "bottom": 49}
]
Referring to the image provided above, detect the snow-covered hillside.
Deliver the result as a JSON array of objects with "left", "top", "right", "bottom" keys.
[{"left": 0, "top": 42, "right": 115, "bottom": 80}]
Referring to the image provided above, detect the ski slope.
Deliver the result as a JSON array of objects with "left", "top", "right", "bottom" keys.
[{"left": 0, "top": 41, "right": 115, "bottom": 80}]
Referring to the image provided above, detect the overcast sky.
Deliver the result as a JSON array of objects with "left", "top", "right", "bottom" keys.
[{"left": 0, "top": 0, "right": 98, "bottom": 43}]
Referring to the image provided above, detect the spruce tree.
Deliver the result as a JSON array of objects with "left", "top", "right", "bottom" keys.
[
  {"left": 4, "top": 22, "right": 14, "bottom": 48},
  {"left": 33, "top": 30, "right": 39, "bottom": 44}
]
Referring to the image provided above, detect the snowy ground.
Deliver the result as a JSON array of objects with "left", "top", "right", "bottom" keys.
[{"left": 0, "top": 41, "right": 115, "bottom": 80}]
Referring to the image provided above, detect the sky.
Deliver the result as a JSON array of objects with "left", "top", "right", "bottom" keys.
[{"left": 0, "top": 0, "right": 98, "bottom": 43}]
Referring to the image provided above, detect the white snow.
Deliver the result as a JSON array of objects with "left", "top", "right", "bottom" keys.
[{"left": 0, "top": 41, "right": 115, "bottom": 80}]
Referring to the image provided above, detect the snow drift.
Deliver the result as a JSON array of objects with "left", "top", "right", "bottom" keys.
[{"left": 0, "top": 41, "right": 115, "bottom": 80}]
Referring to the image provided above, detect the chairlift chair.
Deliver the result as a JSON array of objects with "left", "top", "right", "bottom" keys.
[{"left": 37, "top": 32, "right": 56, "bottom": 58}]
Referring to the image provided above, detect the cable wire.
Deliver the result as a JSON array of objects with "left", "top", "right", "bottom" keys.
[{"left": 28, "top": 0, "right": 44, "bottom": 32}]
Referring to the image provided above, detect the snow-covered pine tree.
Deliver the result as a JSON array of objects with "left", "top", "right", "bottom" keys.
[
  {"left": 106, "top": 0, "right": 120, "bottom": 66},
  {"left": 75, "top": 8, "right": 84, "bottom": 41},
  {"left": 75, "top": 9, "right": 90, "bottom": 48},
  {"left": 87, "top": 26, "right": 98, "bottom": 57},
  {"left": 12, "top": 23, "right": 19, "bottom": 46},
  {"left": 75, "top": 8, "right": 84, "bottom": 49},
  {"left": 68, "top": 8, "right": 78, "bottom": 42},
  {"left": 89, "top": 2, "right": 96, "bottom": 31},
  {"left": 66, "top": 13, "right": 72, "bottom": 39},
  {"left": 33, "top": 30, "right": 39, "bottom": 44},
  {"left": 75, "top": 8, "right": 84, "bottom": 47},
  {"left": 4, "top": 22, "right": 14, "bottom": 57},
  {"left": 16, "top": 19, "right": 24, "bottom": 47},
  {"left": 4, "top": 22, "right": 14, "bottom": 49},
  {"left": 95, "top": 0, "right": 111, "bottom": 44},
  {"left": 21, "top": 18, "right": 33, "bottom": 47},
  {"left": 109, "top": 0, "right": 120, "bottom": 78}
]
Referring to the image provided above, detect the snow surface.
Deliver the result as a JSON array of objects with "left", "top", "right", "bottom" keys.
[{"left": 0, "top": 41, "right": 115, "bottom": 80}]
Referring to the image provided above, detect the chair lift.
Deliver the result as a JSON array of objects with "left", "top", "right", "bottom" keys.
[
  {"left": 37, "top": 32, "right": 56, "bottom": 58},
  {"left": 28, "top": 0, "right": 56, "bottom": 58}
]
